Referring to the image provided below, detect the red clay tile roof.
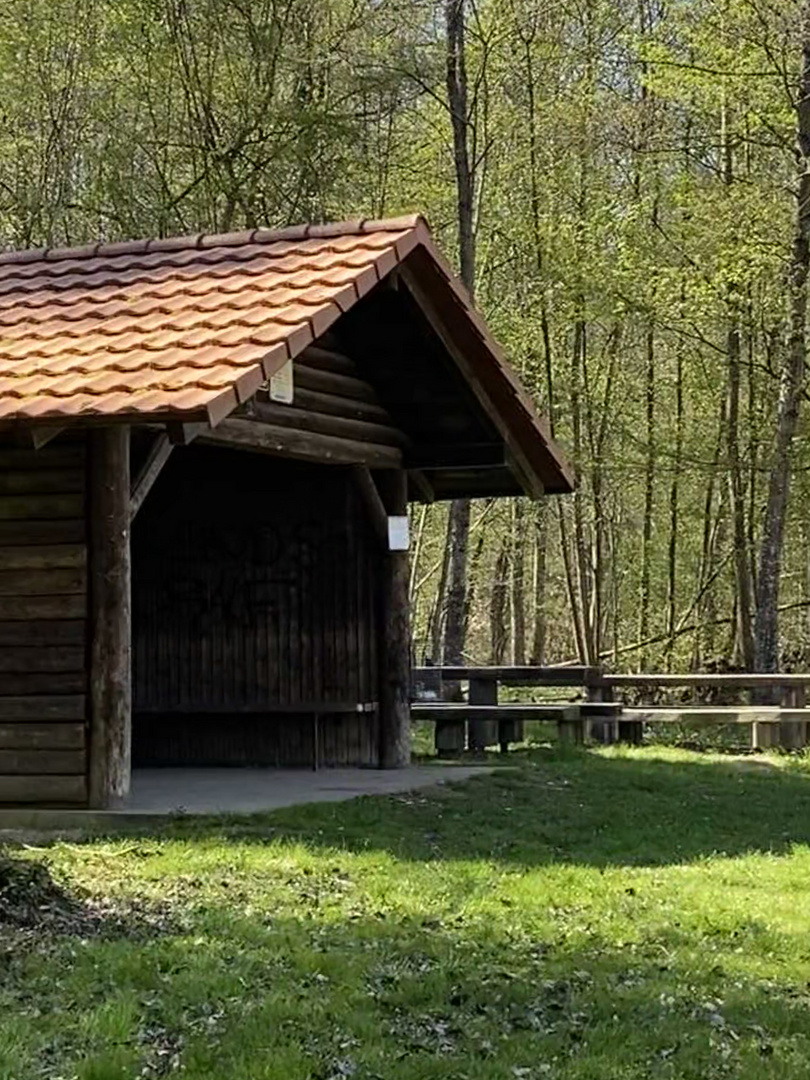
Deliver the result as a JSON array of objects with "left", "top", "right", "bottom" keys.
[{"left": 0, "top": 215, "right": 573, "bottom": 493}]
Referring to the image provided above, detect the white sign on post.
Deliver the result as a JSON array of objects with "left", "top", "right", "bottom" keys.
[
  {"left": 387, "top": 515, "right": 410, "bottom": 551},
  {"left": 269, "top": 359, "right": 294, "bottom": 404}
]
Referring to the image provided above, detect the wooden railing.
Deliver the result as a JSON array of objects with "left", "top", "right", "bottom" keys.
[{"left": 410, "top": 666, "right": 810, "bottom": 753}]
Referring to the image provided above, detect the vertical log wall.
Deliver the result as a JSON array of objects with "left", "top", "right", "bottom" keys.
[
  {"left": 132, "top": 448, "right": 381, "bottom": 767},
  {"left": 0, "top": 440, "right": 89, "bottom": 805}
]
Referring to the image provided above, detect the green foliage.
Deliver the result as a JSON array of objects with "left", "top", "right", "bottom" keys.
[{"left": 0, "top": 0, "right": 808, "bottom": 668}]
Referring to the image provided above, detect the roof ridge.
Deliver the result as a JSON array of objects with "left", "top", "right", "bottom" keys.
[{"left": 0, "top": 215, "right": 429, "bottom": 268}]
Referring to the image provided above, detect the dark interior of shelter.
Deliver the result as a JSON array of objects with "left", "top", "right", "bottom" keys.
[{"left": 131, "top": 446, "right": 381, "bottom": 768}]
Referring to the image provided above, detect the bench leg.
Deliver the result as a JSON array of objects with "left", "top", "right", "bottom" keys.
[
  {"left": 468, "top": 678, "right": 498, "bottom": 751},
  {"left": 435, "top": 720, "right": 466, "bottom": 757},
  {"left": 618, "top": 720, "right": 643, "bottom": 744},
  {"left": 558, "top": 720, "right": 583, "bottom": 745}
]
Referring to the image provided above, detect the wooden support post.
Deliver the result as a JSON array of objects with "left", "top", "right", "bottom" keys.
[
  {"left": 585, "top": 675, "right": 617, "bottom": 745},
  {"left": 558, "top": 707, "right": 583, "bottom": 746},
  {"left": 616, "top": 684, "right": 642, "bottom": 744},
  {"left": 88, "top": 427, "right": 132, "bottom": 808},
  {"left": 779, "top": 685, "right": 807, "bottom": 749},
  {"left": 435, "top": 712, "right": 467, "bottom": 756},
  {"left": 752, "top": 680, "right": 780, "bottom": 750},
  {"left": 378, "top": 470, "right": 411, "bottom": 768},
  {"left": 468, "top": 677, "right": 498, "bottom": 751},
  {"left": 498, "top": 709, "right": 524, "bottom": 754}
]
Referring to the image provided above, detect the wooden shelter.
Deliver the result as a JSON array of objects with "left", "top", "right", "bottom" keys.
[{"left": 0, "top": 216, "right": 572, "bottom": 808}]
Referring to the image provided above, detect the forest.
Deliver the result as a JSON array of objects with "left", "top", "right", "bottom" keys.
[{"left": 2, "top": 0, "right": 808, "bottom": 674}]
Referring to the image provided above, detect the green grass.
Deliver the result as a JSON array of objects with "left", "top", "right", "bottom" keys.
[{"left": 6, "top": 746, "right": 810, "bottom": 1078}]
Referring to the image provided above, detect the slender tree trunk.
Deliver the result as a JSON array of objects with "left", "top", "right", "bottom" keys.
[
  {"left": 637, "top": 323, "right": 655, "bottom": 669},
  {"left": 666, "top": 334, "right": 684, "bottom": 669},
  {"left": 747, "top": 306, "right": 759, "bottom": 600},
  {"left": 720, "top": 82, "right": 755, "bottom": 669},
  {"left": 441, "top": 0, "right": 475, "bottom": 667},
  {"left": 754, "top": 9, "right": 810, "bottom": 672},
  {"left": 558, "top": 505, "right": 587, "bottom": 661},
  {"left": 530, "top": 503, "right": 548, "bottom": 665},
  {"left": 727, "top": 314, "right": 756, "bottom": 667},
  {"left": 489, "top": 537, "right": 510, "bottom": 664},
  {"left": 692, "top": 400, "right": 726, "bottom": 669},
  {"left": 571, "top": 316, "right": 596, "bottom": 664},
  {"left": 521, "top": 20, "right": 554, "bottom": 668},
  {"left": 511, "top": 500, "right": 527, "bottom": 664},
  {"left": 442, "top": 499, "right": 471, "bottom": 664},
  {"left": 464, "top": 524, "right": 488, "bottom": 648},
  {"left": 445, "top": 0, "right": 474, "bottom": 294},
  {"left": 429, "top": 510, "right": 451, "bottom": 663}
]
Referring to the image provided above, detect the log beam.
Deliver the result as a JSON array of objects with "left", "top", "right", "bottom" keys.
[
  {"left": 294, "top": 364, "right": 380, "bottom": 404},
  {"left": 378, "top": 469, "right": 411, "bottom": 768},
  {"left": 247, "top": 399, "right": 408, "bottom": 448},
  {"left": 201, "top": 418, "right": 402, "bottom": 468},
  {"left": 88, "top": 427, "right": 132, "bottom": 808}
]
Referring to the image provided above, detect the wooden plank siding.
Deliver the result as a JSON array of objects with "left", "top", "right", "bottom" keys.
[
  {"left": 0, "top": 441, "right": 88, "bottom": 804},
  {"left": 132, "top": 446, "right": 381, "bottom": 767}
]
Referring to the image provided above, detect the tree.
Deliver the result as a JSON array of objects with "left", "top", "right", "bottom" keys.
[{"left": 754, "top": 0, "right": 810, "bottom": 672}]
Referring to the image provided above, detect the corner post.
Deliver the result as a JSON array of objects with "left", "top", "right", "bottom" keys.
[
  {"left": 88, "top": 426, "right": 132, "bottom": 807},
  {"left": 378, "top": 470, "right": 411, "bottom": 767}
]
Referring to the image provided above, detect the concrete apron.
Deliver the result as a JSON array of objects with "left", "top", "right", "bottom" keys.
[{"left": 0, "top": 765, "right": 497, "bottom": 837}]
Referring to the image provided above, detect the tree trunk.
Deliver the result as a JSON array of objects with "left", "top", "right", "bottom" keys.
[
  {"left": 637, "top": 323, "right": 655, "bottom": 669},
  {"left": 666, "top": 333, "right": 684, "bottom": 669},
  {"left": 727, "top": 314, "right": 756, "bottom": 668},
  {"left": 511, "top": 499, "right": 527, "bottom": 664},
  {"left": 440, "top": 0, "right": 476, "bottom": 669},
  {"left": 692, "top": 400, "right": 727, "bottom": 669},
  {"left": 442, "top": 498, "right": 471, "bottom": 665},
  {"left": 571, "top": 316, "right": 596, "bottom": 664},
  {"left": 428, "top": 508, "right": 451, "bottom": 664},
  {"left": 530, "top": 503, "right": 548, "bottom": 665},
  {"left": 754, "top": 9, "right": 810, "bottom": 672},
  {"left": 720, "top": 81, "right": 756, "bottom": 670},
  {"left": 490, "top": 537, "right": 510, "bottom": 665}
]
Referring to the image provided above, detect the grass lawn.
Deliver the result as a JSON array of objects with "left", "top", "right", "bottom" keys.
[{"left": 5, "top": 746, "right": 810, "bottom": 1078}]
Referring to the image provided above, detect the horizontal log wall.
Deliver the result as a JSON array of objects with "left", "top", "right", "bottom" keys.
[
  {"left": 244, "top": 344, "right": 409, "bottom": 464},
  {"left": 0, "top": 443, "right": 88, "bottom": 805}
]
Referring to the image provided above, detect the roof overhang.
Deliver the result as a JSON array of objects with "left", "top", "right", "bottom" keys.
[{"left": 0, "top": 216, "right": 573, "bottom": 498}]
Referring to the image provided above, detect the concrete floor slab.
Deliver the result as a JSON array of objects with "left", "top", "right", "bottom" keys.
[
  {"left": 0, "top": 764, "right": 496, "bottom": 835},
  {"left": 127, "top": 765, "right": 494, "bottom": 815}
]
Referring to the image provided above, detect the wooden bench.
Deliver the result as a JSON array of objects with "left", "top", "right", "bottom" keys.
[{"left": 410, "top": 700, "right": 623, "bottom": 751}]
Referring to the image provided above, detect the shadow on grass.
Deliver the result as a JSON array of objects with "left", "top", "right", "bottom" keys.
[{"left": 150, "top": 748, "right": 810, "bottom": 869}]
